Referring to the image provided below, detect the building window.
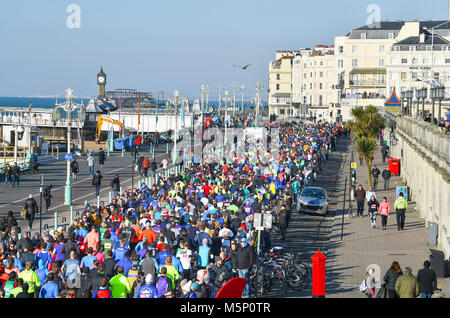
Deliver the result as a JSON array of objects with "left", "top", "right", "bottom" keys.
[
  {"left": 339, "top": 46, "right": 344, "bottom": 54},
  {"left": 319, "top": 83, "right": 323, "bottom": 89},
  {"left": 379, "top": 74, "right": 385, "bottom": 84},
  {"left": 310, "top": 83, "right": 312, "bottom": 89},
  {"left": 409, "top": 46, "right": 416, "bottom": 51},
  {"left": 401, "top": 58, "right": 408, "bottom": 64},
  {"left": 320, "top": 72, "right": 323, "bottom": 77},
  {"left": 276, "top": 84, "right": 280, "bottom": 90},
  {"left": 412, "top": 58, "right": 418, "bottom": 65},
  {"left": 352, "top": 45, "right": 358, "bottom": 53},
  {"left": 361, "top": 33, "right": 367, "bottom": 39},
  {"left": 391, "top": 57, "right": 397, "bottom": 64},
  {"left": 379, "top": 59, "right": 385, "bottom": 67},
  {"left": 434, "top": 72, "right": 440, "bottom": 79},
  {"left": 445, "top": 58, "right": 450, "bottom": 64},
  {"left": 319, "top": 95, "right": 323, "bottom": 106},
  {"left": 276, "top": 74, "right": 280, "bottom": 80},
  {"left": 338, "top": 60, "right": 343, "bottom": 68},
  {"left": 310, "top": 72, "right": 313, "bottom": 78},
  {"left": 320, "top": 61, "right": 323, "bottom": 66},
  {"left": 352, "top": 59, "right": 358, "bottom": 67},
  {"left": 379, "top": 45, "right": 385, "bottom": 52},
  {"left": 394, "top": 46, "right": 400, "bottom": 51},
  {"left": 423, "top": 57, "right": 430, "bottom": 64},
  {"left": 401, "top": 72, "right": 408, "bottom": 80},
  {"left": 388, "top": 32, "right": 394, "bottom": 39},
  {"left": 426, "top": 46, "right": 432, "bottom": 51},
  {"left": 280, "top": 109, "right": 285, "bottom": 115}
]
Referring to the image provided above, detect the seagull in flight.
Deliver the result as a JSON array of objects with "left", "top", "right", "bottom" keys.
[{"left": 233, "top": 63, "right": 252, "bottom": 70}]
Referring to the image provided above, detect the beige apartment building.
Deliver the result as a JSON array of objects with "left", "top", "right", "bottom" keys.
[
  {"left": 386, "top": 21, "right": 450, "bottom": 118},
  {"left": 269, "top": 20, "right": 450, "bottom": 122},
  {"left": 292, "top": 46, "right": 339, "bottom": 122},
  {"left": 268, "top": 51, "right": 298, "bottom": 119}
]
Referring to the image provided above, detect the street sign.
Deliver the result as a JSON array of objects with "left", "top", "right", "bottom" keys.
[
  {"left": 351, "top": 162, "right": 357, "bottom": 169},
  {"left": 254, "top": 213, "right": 264, "bottom": 231},
  {"left": 254, "top": 213, "right": 273, "bottom": 230},
  {"left": 263, "top": 213, "right": 273, "bottom": 229},
  {"left": 65, "top": 153, "right": 73, "bottom": 161}
]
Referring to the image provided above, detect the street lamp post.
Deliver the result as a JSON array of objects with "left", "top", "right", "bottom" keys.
[
  {"left": 55, "top": 88, "right": 84, "bottom": 206},
  {"left": 436, "top": 86, "right": 445, "bottom": 124},
  {"left": 200, "top": 84, "right": 205, "bottom": 129},
  {"left": 231, "top": 82, "right": 238, "bottom": 118},
  {"left": 169, "top": 91, "right": 182, "bottom": 164},
  {"left": 240, "top": 84, "right": 246, "bottom": 113},
  {"left": 223, "top": 91, "right": 229, "bottom": 160},
  {"left": 217, "top": 83, "right": 224, "bottom": 114}
]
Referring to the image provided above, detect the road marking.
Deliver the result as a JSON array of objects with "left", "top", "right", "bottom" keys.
[{"left": 0, "top": 163, "right": 133, "bottom": 209}]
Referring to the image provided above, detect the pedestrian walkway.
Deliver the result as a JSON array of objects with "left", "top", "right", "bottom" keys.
[{"left": 325, "top": 137, "right": 450, "bottom": 297}]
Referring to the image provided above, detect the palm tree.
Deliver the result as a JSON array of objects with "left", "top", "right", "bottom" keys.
[
  {"left": 355, "top": 137, "right": 377, "bottom": 188},
  {"left": 348, "top": 106, "right": 386, "bottom": 187}
]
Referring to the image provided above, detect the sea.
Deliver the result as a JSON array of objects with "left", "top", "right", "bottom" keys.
[{"left": 0, "top": 97, "right": 267, "bottom": 111}]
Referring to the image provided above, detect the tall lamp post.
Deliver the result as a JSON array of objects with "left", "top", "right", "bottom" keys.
[
  {"left": 431, "top": 85, "right": 445, "bottom": 125},
  {"left": 418, "top": 88, "right": 427, "bottom": 119},
  {"left": 169, "top": 90, "right": 182, "bottom": 164},
  {"left": 55, "top": 88, "right": 84, "bottom": 206},
  {"left": 405, "top": 90, "right": 413, "bottom": 116},
  {"left": 200, "top": 84, "right": 205, "bottom": 128},
  {"left": 205, "top": 85, "right": 210, "bottom": 114},
  {"left": 240, "top": 84, "right": 246, "bottom": 113},
  {"left": 223, "top": 91, "right": 229, "bottom": 160},
  {"left": 231, "top": 82, "right": 238, "bottom": 118},
  {"left": 217, "top": 83, "right": 224, "bottom": 114}
]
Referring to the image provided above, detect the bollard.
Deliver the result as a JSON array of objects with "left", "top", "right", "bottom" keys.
[
  {"left": 54, "top": 211, "right": 58, "bottom": 230},
  {"left": 109, "top": 191, "right": 112, "bottom": 203},
  {"left": 311, "top": 249, "right": 327, "bottom": 298},
  {"left": 70, "top": 206, "right": 74, "bottom": 223},
  {"left": 97, "top": 196, "right": 100, "bottom": 208},
  {"left": 121, "top": 146, "right": 124, "bottom": 157},
  {"left": 85, "top": 200, "right": 88, "bottom": 209},
  {"left": 120, "top": 186, "right": 123, "bottom": 196}
]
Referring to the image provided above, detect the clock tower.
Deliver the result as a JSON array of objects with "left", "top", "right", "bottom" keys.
[{"left": 97, "top": 66, "right": 107, "bottom": 98}]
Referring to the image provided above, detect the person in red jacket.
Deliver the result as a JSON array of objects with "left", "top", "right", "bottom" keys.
[{"left": 378, "top": 197, "right": 391, "bottom": 230}]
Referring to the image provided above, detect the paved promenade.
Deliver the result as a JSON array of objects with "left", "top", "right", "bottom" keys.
[
  {"left": 325, "top": 137, "right": 450, "bottom": 298},
  {"left": 0, "top": 143, "right": 173, "bottom": 233}
]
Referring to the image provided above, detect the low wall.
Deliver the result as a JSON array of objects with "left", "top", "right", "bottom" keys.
[{"left": 385, "top": 113, "right": 450, "bottom": 257}]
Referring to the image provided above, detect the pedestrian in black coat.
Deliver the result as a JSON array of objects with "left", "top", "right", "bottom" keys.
[
  {"left": 92, "top": 171, "right": 103, "bottom": 197},
  {"left": 98, "top": 148, "right": 106, "bottom": 167},
  {"left": 76, "top": 267, "right": 93, "bottom": 298},
  {"left": 417, "top": 260, "right": 437, "bottom": 297},
  {"left": 24, "top": 195, "right": 38, "bottom": 231},
  {"left": 110, "top": 175, "right": 120, "bottom": 195},
  {"left": 382, "top": 167, "right": 392, "bottom": 190}
]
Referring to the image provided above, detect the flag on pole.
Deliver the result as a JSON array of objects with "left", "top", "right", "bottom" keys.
[{"left": 28, "top": 100, "right": 32, "bottom": 113}]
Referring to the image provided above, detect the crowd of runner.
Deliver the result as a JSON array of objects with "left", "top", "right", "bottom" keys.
[{"left": 0, "top": 119, "right": 345, "bottom": 298}]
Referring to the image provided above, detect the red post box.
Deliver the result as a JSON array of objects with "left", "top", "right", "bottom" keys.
[
  {"left": 311, "top": 248, "right": 327, "bottom": 298},
  {"left": 388, "top": 158, "right": 401, "bottom": 175}
]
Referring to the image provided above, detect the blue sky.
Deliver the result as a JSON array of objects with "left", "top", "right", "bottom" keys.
[{"left": 0, "top": 0, "right": 447, "bottom": 99}]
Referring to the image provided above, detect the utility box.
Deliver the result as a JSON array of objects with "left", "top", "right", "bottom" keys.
[
  {"left": 428, "top": 222, "right": 438, "bottom": 246},
  {"left": 430, "top": 249, "right": 446, "bottom": 278}
]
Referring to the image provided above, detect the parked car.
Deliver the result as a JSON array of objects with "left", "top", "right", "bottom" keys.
[{"left": 297, "top": 186, "right": 329, "bottom": 215}]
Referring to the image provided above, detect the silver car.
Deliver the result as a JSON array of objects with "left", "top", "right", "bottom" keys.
[{"left": 297, "top": 186, "right": 329, "bottom": 215}]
